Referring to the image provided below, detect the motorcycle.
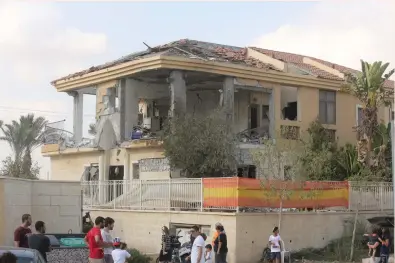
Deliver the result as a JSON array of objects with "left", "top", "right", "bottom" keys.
[
  {"left": 157, "top": 228, "right": 184, "bottom": 263},
  {"left": 178, "top": 239, "right": 192, "bottom": 263}
]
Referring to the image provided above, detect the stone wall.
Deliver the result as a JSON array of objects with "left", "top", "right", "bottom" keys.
[{"left": 0, "top": 177, "right": 82, "bottom": 245}]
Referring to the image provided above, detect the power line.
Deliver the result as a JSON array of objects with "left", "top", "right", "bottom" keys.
[{"left": 0, "top": 105, "right": 95, "bottom": 117}]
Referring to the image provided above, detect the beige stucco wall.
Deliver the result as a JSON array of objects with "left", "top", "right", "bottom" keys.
[
  {"left": 275, "top": 85, "right": 391, "bottom": 145},
  {"left": 0, "top": 177, "right": 82, "bottom": 246},
  {"left": 87, "top": 209, "right": 386, "bottom": 263},
  {"left": 88, "top": 210, "right": 237, "bottom": 262},
  {"left": 50, "top": 151, "right": 102, "bottom": 181}
]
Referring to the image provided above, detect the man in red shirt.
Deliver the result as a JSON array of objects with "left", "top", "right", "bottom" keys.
[
  {"left": 85, "top": 216, "right": 112, "bottom": 263},
  {"left": 14, "top": 214, "right": 32, "bottom": 248}
]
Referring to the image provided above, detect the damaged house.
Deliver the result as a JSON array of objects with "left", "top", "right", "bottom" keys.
[{"left": 42, "top": 39, "right": 394, "bottom": 182}]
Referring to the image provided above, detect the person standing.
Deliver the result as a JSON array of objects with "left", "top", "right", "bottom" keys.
[
  {"left": 213, "top": 224, "right": 227, "bottom": 263},
  {"left": 101, "top": 217, "right": 115, "bottom": 263},
  {"left": 368, "top": 230, "right": 382, "bottom": 263},
  {"left": 28, "top": 221, "right": 51, "bottom": 262},
  {"left": 85, "top": 216, "right": 112, "bottom": 263},
  {"left": 190, "top": 225, "right": 205, "bottom": 263},
  {"left": 14, "top": 214, "right": 32, "bottom": 248},
  {"left": 269, "top": 227, "right": 282, "bottom": 263},
  {"left": 379, "top": 228, "right": 391, "bottom": 263},
  {"left": 211, "top": 223, "right": 224, "bottom": 248}
]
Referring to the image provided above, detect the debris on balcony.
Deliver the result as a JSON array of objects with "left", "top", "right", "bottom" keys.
[{"left": 237, "top": 127, "right": 270, "bottom": 144}]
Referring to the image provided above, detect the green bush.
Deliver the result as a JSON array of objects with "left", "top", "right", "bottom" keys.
[{"left": 126, "top": 249, "right": 152, "bottom": 263}]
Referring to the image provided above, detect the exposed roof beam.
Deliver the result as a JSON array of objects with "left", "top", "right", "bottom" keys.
[{"left": 303, "top": 57, "right": 345, "bottom": 79}]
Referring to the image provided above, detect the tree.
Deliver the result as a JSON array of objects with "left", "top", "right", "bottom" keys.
[
  {"left": 342, "top": 60, "right": 394, "bottom": 169},
  {"left": 162, "top": 109, "right": 237, "bottom": 178},
  {"left": 0, "top": 156, "right": 40, "bottom": 179},
  {"left": 0, "top": 114, "right": 47, "bottom": 178},
  {"left": 297, "top": 120, "right": 343, "bottom": 181},
  {"left": 250, "top": 127, "right": 302, "bottom": 228}
]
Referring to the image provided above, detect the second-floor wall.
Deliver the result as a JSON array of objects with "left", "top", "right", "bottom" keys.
[{"left": 93, "top": 76, "right": 392, "bottom": 146}]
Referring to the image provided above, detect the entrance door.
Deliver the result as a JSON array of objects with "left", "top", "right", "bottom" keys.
[{"left": 249, "top": 104, "right": 259, "bottom": 130}]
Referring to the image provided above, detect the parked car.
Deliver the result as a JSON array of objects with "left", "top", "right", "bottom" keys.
[{"left": 0, "top": 247, "right": 46, "bottom": 263}]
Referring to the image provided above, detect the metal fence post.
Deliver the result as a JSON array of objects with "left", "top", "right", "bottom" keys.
[
  {"left": 379, "top": 182, "right": 383, "bottom": 211},
  {"left": 168, "top": 179, "right": 172, "bottom": 211},
  {"left": 348, "top": 181, "right": 352, "bottom": 211},
  {"left": 139, "top": 180, "right": 142, "bottom": 210},
  {"left": 113, "top": 181, "right": 116, "bottom": 209},
  {"left": 200, "top": 178, "right": 203, "bottom": 212}
]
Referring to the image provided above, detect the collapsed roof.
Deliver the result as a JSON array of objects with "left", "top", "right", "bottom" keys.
[{"left": 51, "top": 39, "right": 395, "bottom": 89}]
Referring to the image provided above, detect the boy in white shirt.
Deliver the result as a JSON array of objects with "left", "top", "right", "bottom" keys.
[
  {"left": 204, "top": 244, "right": 213, "bottom": 263},
  {"left": 269, "top": 227, "right": 282, "bottom": 263},
  {"left": 111, "top": 240, "right": 131, "bottom": 263}
]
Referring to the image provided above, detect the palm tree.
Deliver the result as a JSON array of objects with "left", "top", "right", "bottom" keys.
[
  {"left": 0, "top": 114, "right": 47, "bottom": 178},
  {"left": 342, "top": 60, "right": 394, "bottom": 168},
  {"left": 19, "top": 114, "right": 47, "bottom": 174}
]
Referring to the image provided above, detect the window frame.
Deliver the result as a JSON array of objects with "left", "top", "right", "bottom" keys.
[{"left": 319, "top": 90, "right": 336, "bottom": 124}]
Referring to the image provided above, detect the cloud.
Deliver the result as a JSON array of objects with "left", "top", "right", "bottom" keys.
[
  {"left": 251, "top": 0, "right": 395, "bottom": 73},
  {"left": 0, "top": 1, "right": 107, "bottom": 84},
  {"left": 0, "top": 1, "right": 108, "bottom": 178}
]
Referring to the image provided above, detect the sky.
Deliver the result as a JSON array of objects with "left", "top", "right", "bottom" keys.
[{"left": 0, "top": 0, "right": 394, "bottom": 179}]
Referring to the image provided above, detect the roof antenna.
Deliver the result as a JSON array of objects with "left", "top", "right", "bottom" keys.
[{"left": 143, "top": 42, "right": 152, "bottom": 51}]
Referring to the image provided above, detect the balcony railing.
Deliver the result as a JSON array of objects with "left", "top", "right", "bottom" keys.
[{"left": 81, "top": 178, "right": 394, "bottom": 212}]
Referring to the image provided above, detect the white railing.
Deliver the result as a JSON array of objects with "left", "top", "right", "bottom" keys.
[
  {"left": 348, "top": 181, "right": 394, "bottom": 211},
  {"left": 82, "top": 179, "right": 203, "bottom": 211},
  {"left": 81, "top": 179, "right": 394, "bottom": 212}
]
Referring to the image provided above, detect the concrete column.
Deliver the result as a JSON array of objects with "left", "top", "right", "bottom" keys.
[
  {"left": 124, "top": 79, "right": 139, "bottom": 139},
  {"left": 98, "top": 151, "right": 110, "bottom": 203},
  {"left": 123, "top": 151, "right": 130, "bottom": 194},
  {"left": 169, "top": 71, "right": 186, "bottom": 117},
  {"left": 102, "top": 87, "right": 116, "bottom": 113},
  {"left": 269, "top": 92, "right": 275, "bottom": 139},
  {"left": 118, "top": 79, "right": 126, "bottom": 140},
  {"left": 72, "top": 91, "right": 84, "bottom": 143},
  {"left": 223, "top": 77, "right": 235, "bottom": 122},
  {"left": 272, "top": 85, "right": 282, "bottom": 134}
]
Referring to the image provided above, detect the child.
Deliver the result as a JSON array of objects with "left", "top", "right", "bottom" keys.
[
  {"left": 205, "top": 244, "right": 213, "bottom": 263},
  {"left": 112, "top": 239, "right": 132, "bottom": 263}
]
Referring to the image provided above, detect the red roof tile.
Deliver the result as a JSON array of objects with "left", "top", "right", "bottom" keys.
[
  {"left": 249, "top": 47, "right": 343, "bottom": 81},
  {"left": 310, "top": 58, "right": 394, "bottom": 89},
  {"left": 51, "top": 39, "right": 395, "bottom": 89}
]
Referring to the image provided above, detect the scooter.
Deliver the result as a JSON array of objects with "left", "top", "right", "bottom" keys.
[{"left": 260, "top": 240, "right": 291, "bottom": 263}]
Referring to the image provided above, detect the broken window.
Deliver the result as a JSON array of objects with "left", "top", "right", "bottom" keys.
[
  {"left": 281, "top": 86, "right": 298, "bottom": 121},
  {"left": 319, "top": 90, "right": 336, "bottom": 124},
  {"left": 236, "top": 165, "right": 257, "bottom": 179}
]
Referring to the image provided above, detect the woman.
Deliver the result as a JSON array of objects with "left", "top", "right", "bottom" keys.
[
  {"left": 379, "top": 228, "right": 391, "bottom": 263},
  {"left": 213, "top": 225, "right": 227, "bottom": 263}
]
